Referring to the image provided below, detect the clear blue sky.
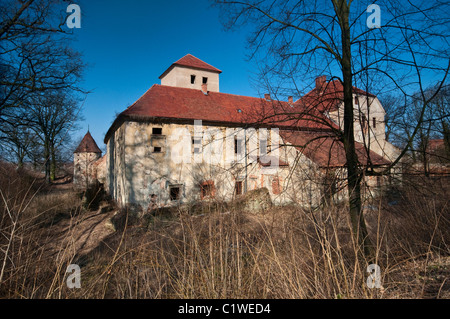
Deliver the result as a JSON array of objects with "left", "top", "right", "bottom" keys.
[{"left": 73, "top": 0, "right": 257, "bottom": 152}]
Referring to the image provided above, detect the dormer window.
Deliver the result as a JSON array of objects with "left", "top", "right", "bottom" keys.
[
  {"left": 202, "top": 77, "right": 208, "bottom": 84},
  {"left": 190, "top": 75, "right": 196, "bottom": 84}
]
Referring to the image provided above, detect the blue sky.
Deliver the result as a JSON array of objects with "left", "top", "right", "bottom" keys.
[
  {"left": 73, "top": 0, "right": 257, "bottom": 151},
  {"left": 70, "top": 0, "right": 449, "bottom": 152}
]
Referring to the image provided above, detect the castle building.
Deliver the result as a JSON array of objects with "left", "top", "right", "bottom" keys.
[{"left": 74, "top": 54, "right": 400, "bottom": 208}]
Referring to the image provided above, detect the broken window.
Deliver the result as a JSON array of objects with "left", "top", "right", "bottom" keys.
[
  {"left": 200, "top": 180, "right": 215, "bottom": 199},
  {"left": 190, "top": 75, "right": 196, "bottom": 84},
  {"left": 169, "top": 185, "right": 182, "bottom": 201}
]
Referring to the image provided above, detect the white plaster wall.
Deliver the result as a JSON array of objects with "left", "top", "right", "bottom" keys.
[
  {"left": 160, "top": 66, "right": 220, "bottom": 92},
  {"left": 106, "top": 121, "right": 324, "bottom": 209},
  {"left": 328, "top": 95, "right": 400, "bottom": 160}
]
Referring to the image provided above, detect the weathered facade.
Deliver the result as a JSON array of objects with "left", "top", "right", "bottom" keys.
[
  {"left": 75, "top": 54, "right": 400, "bottom": 209},
  {"left": 73, "top": 131, "right": 103, "bottom": 188}
]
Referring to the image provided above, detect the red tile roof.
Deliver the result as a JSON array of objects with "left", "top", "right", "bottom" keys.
[
  {"left": 280, "top": 130, "right": 390, "bottom": 167},
  {"left": 427, "top": 139, "right": 445, "bottom": 152},
  {"left": 159, "top": 54, "right": 222, "bottom": 79},
  {"left": 75, "top": 131, "right": 102, "bottom": 154},
  {"left": 104, "top": 84, "right": 336, "bottom": 143},
  {"left": 296, "top": 79, "right": 376, "bottom": 113},
  {"left": 104, "top": 70, "right": 388, "bottom": 169}
]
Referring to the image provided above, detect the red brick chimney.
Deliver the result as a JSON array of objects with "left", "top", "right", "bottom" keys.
[
  {"left": 288, "top": 96, "right": 293, "bottom": 104},
  {"left": 315, "top": 76, "right": 327, "bottom": 93},
  {"left": 264, "top": 93, "right": 271, "bottom": 101},
  {"left": 201, "top": 83, "right": 208, "bottom": 95}
]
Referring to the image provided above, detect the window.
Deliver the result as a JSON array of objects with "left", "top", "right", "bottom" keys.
[
  {"left": 272, "top": 177, "right": 281, "bottom": 195},
  {"left": 355, "top": 96, "right": 359, "bottom": 105},
  {"left": 152, "top": 127, "right": 162, "bottom": 135},
  {"left": 191, "top": 75, "right": 196, "bottom": 84},
  {"left": 202, "top": 77, "right": 208, "bottom": 84},
  {"left": 192, "top": 137, "right": 202, "bottom": 154},
  {"left": 361, "top": 114, "right": 367, "bottom": 134},
  {"left": 235, "top": 181, "right": 243, "bottom": 196},
  {"left": 169, "top": 185, "right": 181, "bottom": 201},
  {"left": 372, "top": 117, "right": 377, "bottom": 128},
  {"left": 200, "top": 180, "right": 215, "bottom": 199},
  {"left": 151, "top": 127, "right": 165, "bottom": 153}
]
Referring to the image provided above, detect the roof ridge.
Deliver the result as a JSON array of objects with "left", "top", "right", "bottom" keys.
[{"left": 155, "top": 84, "right": 291, "bottom": 104}]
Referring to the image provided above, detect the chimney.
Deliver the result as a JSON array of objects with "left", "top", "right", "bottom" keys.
[
  {"left": 288, "top": 96, "right": 293, "bottom": 104},
  {"left": 201, "top": 83, "right": 208, "bottom": 95},
  {"left": 264, "top": 93, "right": 271, "bottom": 101},
  {"left": 315, "top": 75, "right": 327, "bottom": 93}
]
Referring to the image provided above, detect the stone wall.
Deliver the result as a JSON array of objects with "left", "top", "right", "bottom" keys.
[{"left": 104, "top": 120, "right": 328, "bottom": 209}]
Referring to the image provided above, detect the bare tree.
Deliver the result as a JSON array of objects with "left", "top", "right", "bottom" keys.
[
  {"left": 0, "top": 0, "right": 85, "bottom": 179},
  {"left": 214, "top": 0, "right": 450, "bottom": 259},
  {"left": 23, "top": 91, "right": 83, "bottom": 182}
]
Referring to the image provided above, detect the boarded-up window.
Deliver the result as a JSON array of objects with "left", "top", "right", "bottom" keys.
[
  {"left": 200, "top": 180, "right": 215, "bottom": 199},
  {"left": 272, "top": 177, "right": 281, "bottom": 195},
  {"left": 235, "top": 181, "right": 243, "bottom": 196}
]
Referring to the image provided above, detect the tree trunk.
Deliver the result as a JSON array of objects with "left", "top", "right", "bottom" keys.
[
  {"left": 337, "top": 0, "right": 373, "bottom": 260},
  {"left": 44, "top": 139, "right": 51, "bottom": 183},
  {"left": 50, "top": 144, "right": 57, "bottom": 181}
]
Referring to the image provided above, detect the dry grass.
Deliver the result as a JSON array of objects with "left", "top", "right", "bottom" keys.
[{"left": 0, "top": 164, "right": 449, "bottom": 299}]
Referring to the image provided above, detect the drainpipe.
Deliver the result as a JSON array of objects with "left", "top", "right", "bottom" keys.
[{"left": 244, "top": 128, "right": 248, "bottom": 193}]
